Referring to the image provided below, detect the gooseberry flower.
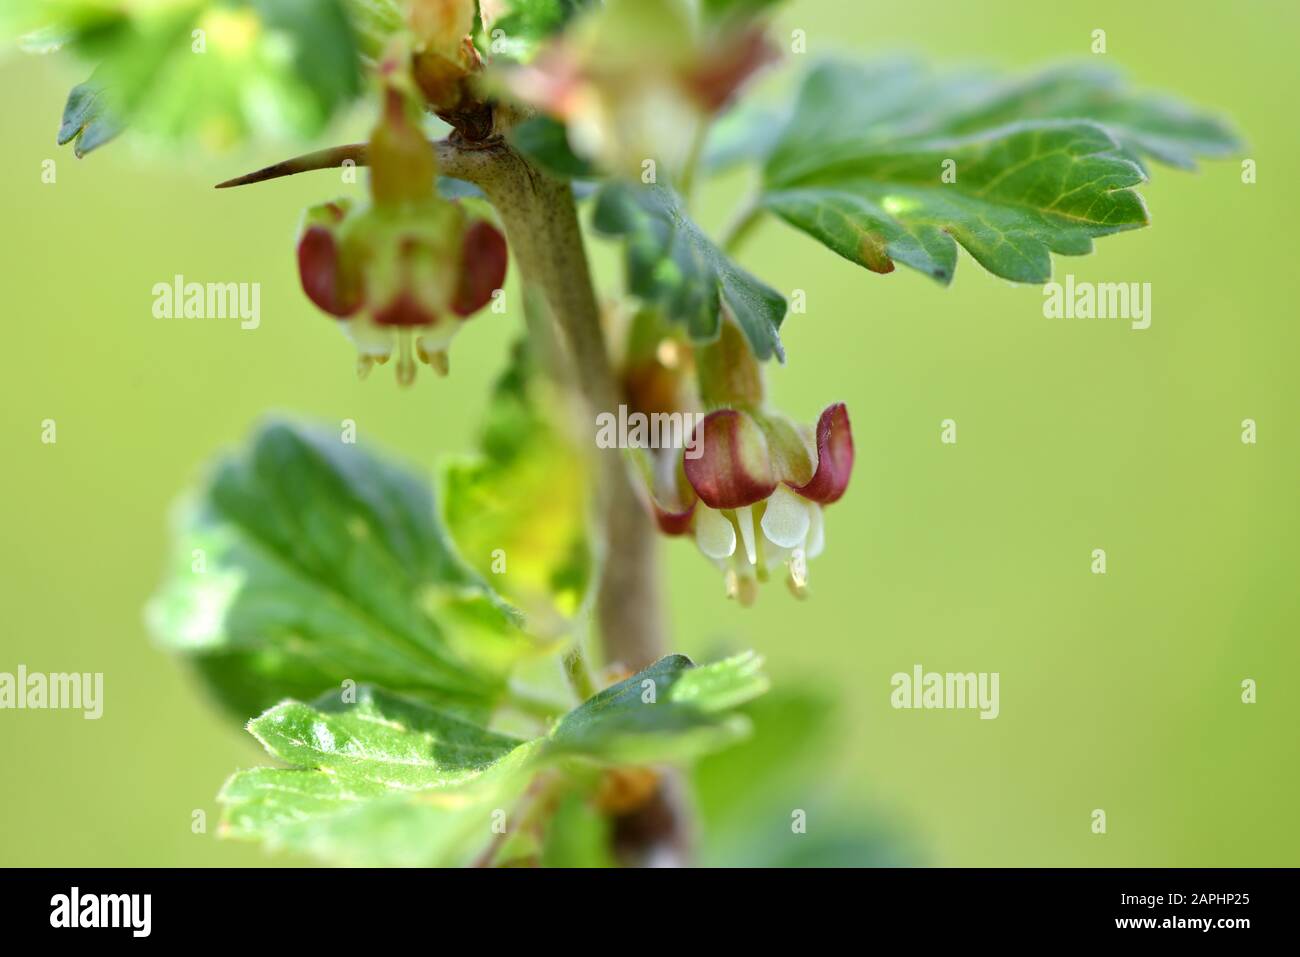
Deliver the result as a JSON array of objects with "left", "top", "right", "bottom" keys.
[
  {"left": 505, "top": 0, "right": 775, "bottom": 177},
  {"left": 648, "top": 402, "right": 854, "bottom": 603},
  {"left": 294, "top": 57, "right": 507, "bottom": 383},
  {"left": 297, "top": 199, "right": 507, "bottom": 382}
]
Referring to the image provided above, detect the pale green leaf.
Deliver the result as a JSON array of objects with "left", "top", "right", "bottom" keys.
[
  {"left": 221, "top": 685, "right": 540, "bottom": 865},
  {"left": 440, "top": 343, "right": 593, "bottom": 640},
  {"left": 540, "top": 792, "right": 616, "bottom": 867},
  {"left": 248, "top": 686, "right": 526, "bottom": 789},
  {"left": 220, "top": 654, "right": 768, "bottom": 864},
  {"left": 28, "top": 0, "right": 364, "bottom": 154},
  {"left": 221, "top": 749, "right": 540, "bottom": 866},
  {"left": 147, "top": 420, "right": 539, "bottom": 722}
]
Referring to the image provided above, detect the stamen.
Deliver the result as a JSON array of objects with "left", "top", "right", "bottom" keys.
[
  {"left": 356, "top": 354, "right": 375, "bottom": 380},
  {"left": 417, "top": 341, "right": 450, "bottom": 376},
  {"left": 735, "top": 504, "right": 758, "bottom": 565},
  {"left": 790, "top": 546, "right": 808, "bottom": 590},
  {"left": 396, "top": 332, "right": 416, "bottom": 386},
  {"left": 736, "top": 574, "right": 758, "bottom": 607}
]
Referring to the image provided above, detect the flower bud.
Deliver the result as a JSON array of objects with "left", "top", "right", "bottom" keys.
[{"left": 407, "top": 0, "right": 484, "bottom": 118}]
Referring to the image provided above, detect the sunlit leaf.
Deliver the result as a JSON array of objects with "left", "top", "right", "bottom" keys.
[
  {"left": 440, "top": 343, "right": 593, "bottom": 640},
  {"left": 147, "top": 420, "right": 538, "bottom": 722},
  {"left": 28, "top": 0, "right": 364, "bottom": 153},
  {"left": 220, "top": 654, "right": 766, "bottom": 864},
  {"left": 757, "top": 58, "right": 1239, "bottom": 285}
]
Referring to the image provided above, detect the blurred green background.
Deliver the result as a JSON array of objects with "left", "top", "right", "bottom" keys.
[{"left": 2, "top": 0, "right": 1297, "bottom": 866}]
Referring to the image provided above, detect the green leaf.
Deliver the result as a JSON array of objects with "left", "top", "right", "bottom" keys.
[
  {"left": 508, "top": 115, "right": 597, "bottom": 180},
  {"left": 546, "top": 652, "right": 770, "bottom": 764},
  {"left": 701, "top": 97, "right": 787, "bottom": 174},
  {"left": 57, "top": 76, "right": 122, "bottom": 157},
  {"left": 540, "top": 792, "right": 616, "bottom": 867},
  {"left": 759, "top": 58, "right": 1239, "bottom": 284},
  {"left": 222, "top": 752, "right": 541, "bottom": 867},
  {"left": 248, "top": 686, "right": 527, "bottom": 789},
  {"left": 480, "top": 0, "right": 594, "bottom": 63},
  {"left": 33, "top": 0, "right": 364, "bottom": 154},
  {"left": 592, "top": 181, "right": 787, "bottom": 360},
  {"left": 765, "top": 120, "right": 1149, "bottom": 284},
  {"left": 147, "top": 420, "right": 540, "bottom": 722},
  {"left": 440, "top": 343, "right": 593, "bottom": 640},
  {"left": 221, "top": 654, "right": 767, "bottom": 864},
  {"left": 221, "top": 686, "right": 541, "bottom": 866},
  {"left": 339, "top": 0, "right": 407, "bottom": 62},
  {"left": 908, "top": 63, "right": 1242, "bottom": 173}
]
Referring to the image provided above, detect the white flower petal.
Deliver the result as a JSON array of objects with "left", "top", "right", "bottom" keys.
[
  {"left": 761, "top": 485, "right": 812, "bottom": 549},
  {"left": 806, "top": 504, "right": 825, "bottom": 559},
  {"left": 695, "top": 506, "right": 736, "bottom": 560},
  {"left": 341, "top": 318, "right": 394, "bottom": 357}
]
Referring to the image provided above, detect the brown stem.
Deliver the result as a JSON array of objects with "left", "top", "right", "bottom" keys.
[
  {"left": 460, "top": 141, "right": 690, "bottom": 866},
  {"left": 218, "top": 132, "right": 690, "bottom": 865},
  {"left": 455, "top": 142, "right": 669, "bottom": 673}
]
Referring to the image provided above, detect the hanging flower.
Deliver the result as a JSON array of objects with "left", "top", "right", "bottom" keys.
[
  {"left": 504, "top": 0, "right": 776, "bottom": 178},
  {"left": 649, "top": 402, "right": 854, "bottom": 603},
  {"left": 294, "top": 54, "right": 507, "bottom": 383}
]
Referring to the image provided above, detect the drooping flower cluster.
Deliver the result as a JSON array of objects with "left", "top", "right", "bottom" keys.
[
  {"left": 623, "top": 315, "right": 854, "bottom": 604},
  {"left": 295, "top": 55, "right": 506, "bottom": 383},
  {"left": 651, "top": 403, "right": 853, "bottom": 603}
]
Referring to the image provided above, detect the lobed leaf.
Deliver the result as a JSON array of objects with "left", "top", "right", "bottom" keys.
[
  {"left": 248, "top": 686, "right": 527, "bottom": 790},
  {"left": 592, "top": 181, "right": 788, "bottom": 360},
  {"left": 28, "top": 0, "right": 364, "bottom": 155},
  {"left": 747, "top": 58, "right": 1238, "bottom": 285},
  {"left": 57, "top": 76, "right": 123, "bottom": 157},
  {"left": 220, "top": 655, "right": 767, "bottom": 865},
  {"left": 765, "top": 120, "right": 1149, "bottom": 284},
  {"left": 147, "top": 420, "right": 539, "bottom": 722},
  {"left": 220, "top": 749, "right": 541, "bottom": 867},
  {"left": 547, "top": 652, "right": 770, "bottom": 764}
]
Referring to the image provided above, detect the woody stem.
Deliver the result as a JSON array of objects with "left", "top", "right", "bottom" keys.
[{"left": 444, "top": 137, "right": 690, "bottom": 866}]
